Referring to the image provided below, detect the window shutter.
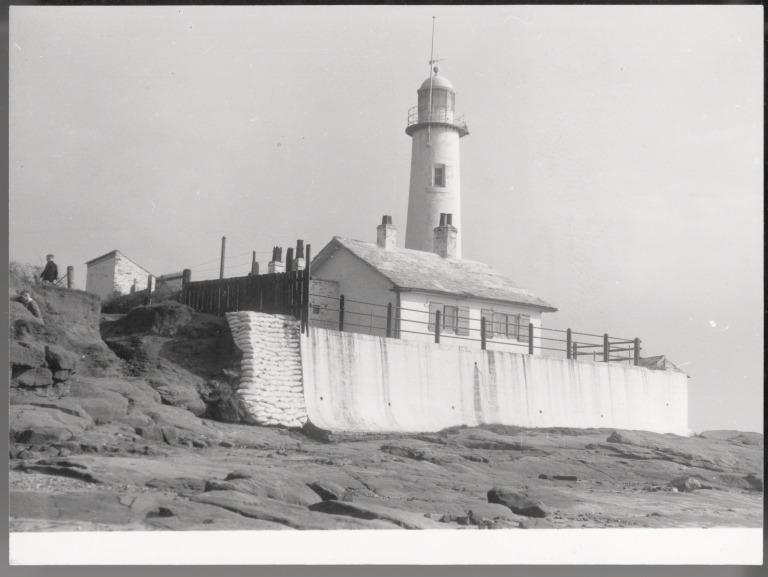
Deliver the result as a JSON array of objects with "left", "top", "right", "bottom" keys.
[
  {"left": 519, "top": 314, "right": 531, "bottom": 343},
  {"left": 443, "top": 306, "right": 458, "bottom": 333},
  {"left": 457, "top": 306, "right": 470, "bottom": 336},
  {"left": 481, "top": 309, "right": 494, "bottom": 338},
  {"left": 428, "top": 302, "right": 442, "bottom": 333}
]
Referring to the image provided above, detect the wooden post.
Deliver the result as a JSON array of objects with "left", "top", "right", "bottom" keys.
[
  {"left": 386, "top": 303, "right": 392, "bottom": 337},
  {"left": 219, "top": 236, "right": 226, "bottom": 280},
  {"left": 303, "top": 244, "right": 311, "bottom": 334},
  {"left": 572, "top": 342, "right": 578, "bottom": 360},
  {"left": 182, "top": 269, "right": 191, "bottom": 306},
  {"left": 286, "top": 247, "right": 294, "bottom": 274},
  {"left": 338, "top": 294, "right": 345, "bottom": 332},
  {"left": 603, "top": 333, "right": 610, "bottom": 363},
  {"left": 566, "top": 328, "right": 572, "bottom": 359},
  {"left": 480, "top": 316, "right": 486, "bottom": 350},
  {"left": 131, "top": 279, "right": 137, "bottom": 294},
  {"left": 528, "top": 322, "right": 534, "bottom": 355},
  {"left": 434, "top": 309, "right": 441, "bottom": 344},
  {"left": 633, "top": 338, "right": 641, "bottom": 366},
  {"left": 66, "top": 266, "right": 74, "bottom": 289},
  {"left": 146, "top": 274, "right": 153, "bottom": 305}
]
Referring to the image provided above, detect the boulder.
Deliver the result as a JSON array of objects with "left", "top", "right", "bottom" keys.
[
  {"left": 45, "top": 344, "right": 80, "bottom": 372},
  {"left": 14, "top": 367, "right": 54, "bottom": 388},
  {"left": 307, "top": 481, "right": 347, "bottom": 501},
  {"left": 669, "top": 477, "right": 702, "bottom": 492},
  {"left": 10, "top": 404, "right": 90, "bottom": 444},
  {"left": 745, "top": 474, "right": 763, "bottom": 492},
  {"left": 10, "top": 341, "right": 46, "bottom": 369},
  {"left": 487, "top": 488, "right": 547, "bottom": 518},
  {"left": 606, "top": 431, "right": 626, "bottom": 443}
]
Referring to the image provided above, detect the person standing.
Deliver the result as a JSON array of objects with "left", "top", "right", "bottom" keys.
[{"left": 40, "top": 254, "right": 58, "bottom": 285}]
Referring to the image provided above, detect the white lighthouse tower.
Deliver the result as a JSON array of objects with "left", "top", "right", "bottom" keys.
[{"left": 404, "top": 19, "right": 469, "bottom": 258}]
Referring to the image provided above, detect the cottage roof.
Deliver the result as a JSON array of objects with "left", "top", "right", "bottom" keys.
[{"left": 313, "top": 237, "right": 557, "bottom": 312}]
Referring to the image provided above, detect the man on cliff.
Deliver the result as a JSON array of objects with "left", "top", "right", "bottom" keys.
[{"left": 40, "top": 254, "right": 58, "bottom": 285}]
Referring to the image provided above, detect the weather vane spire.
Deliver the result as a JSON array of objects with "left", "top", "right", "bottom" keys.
[{"left": 429, "top": 16, "right": 441, "bottom": 75}]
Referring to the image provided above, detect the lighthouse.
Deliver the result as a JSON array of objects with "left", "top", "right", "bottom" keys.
[{"left": 404, "top": 22, "right": 469, "bottom": 258}]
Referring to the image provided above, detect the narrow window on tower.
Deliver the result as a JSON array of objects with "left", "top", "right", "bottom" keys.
[{"left": 433, "top": 164, "right": 446, "bottom": 187}]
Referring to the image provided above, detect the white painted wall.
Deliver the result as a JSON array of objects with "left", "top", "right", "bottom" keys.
[
  {"left": 301, "top": 327, "right": 690, "bottom": 435},
  {"left": 405, "top": 125, "right": 463, "bottom": 257},
  {"left": 398, "top": 290, "right": 544, "bottom": 354},
  {"left": 85, "top": 256, "right": 118, "bottom": 300},
  {"left": 113, "top": 253, "right": 151, "bottom": 295},
  {"left": 310, "top": 249, "right": 396, "bottom": 336}
]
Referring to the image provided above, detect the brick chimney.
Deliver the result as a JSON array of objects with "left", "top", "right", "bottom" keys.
[
  {"left": 268, "top": 246, "right": 285, "bottom": 273},
  {"left": 433, "top": 213, "right": 458, "bottom": 258},
  {"left": 376, "top": 215, "right": 397, "bottom": 250}
]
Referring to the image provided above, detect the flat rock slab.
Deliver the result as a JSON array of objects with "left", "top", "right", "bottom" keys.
[
  {"left": 191, "top": 490, "right": 396, "bottom": 529},
  {"left": 309, "top": 499, "right": 448, "bottom": 529}
]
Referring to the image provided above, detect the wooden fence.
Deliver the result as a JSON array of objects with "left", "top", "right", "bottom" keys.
[{"left": 179, "top": 246, "right": 311, "bottom": 333}]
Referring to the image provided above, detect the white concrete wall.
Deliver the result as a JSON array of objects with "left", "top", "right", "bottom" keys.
[
  {"left": 113, "top": 253, "right": 151, "bottom": 295},
  {"left": 226, "top": 312, "right": 307, "bottom": 428},
  {"left": 398, "top": 291, "right": 544, "bottom": 354},
  {"left": 301, "top": 327, "right": 689, "bottom": 435},
  {"left": 85, "top": 256, "right": 118, "bottom": 301},
  {"left": 405, "top": 125, "right": 462, "bottom": 257},
  {"left": 310, "top": 249, "right": 395, "bottom": 336}
]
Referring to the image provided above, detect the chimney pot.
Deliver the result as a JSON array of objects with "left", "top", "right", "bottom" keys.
[
  {"left": 446, "top": 213, "right": 453, "bottom": 226},
  {"left": 296, "top": 239, "right": 304, "bottom": 259}
]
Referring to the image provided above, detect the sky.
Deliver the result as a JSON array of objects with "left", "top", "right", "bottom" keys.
[{"left": 9, "top": 5, "right": 763, "bottom": 433}]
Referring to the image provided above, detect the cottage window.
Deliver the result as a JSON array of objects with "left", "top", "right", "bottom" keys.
[
  {"left": 443, "top": 305, "right": 458, "bottom": 334},
  {"left": 433, "top": 164, "right": 446, "bottom": 187}
]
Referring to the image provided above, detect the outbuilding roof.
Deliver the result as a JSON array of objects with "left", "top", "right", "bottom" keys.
[{"left": 312, "top": 237, "right": 557, "bottom": 312}]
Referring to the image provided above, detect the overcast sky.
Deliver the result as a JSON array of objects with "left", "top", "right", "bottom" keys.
[{"left": 9, "top": 5, "right": 763, "bottom": 433}]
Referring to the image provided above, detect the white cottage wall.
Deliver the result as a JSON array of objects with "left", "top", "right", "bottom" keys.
[
  {"left": 398, "top": 290, "right": 544, "bottom": 354},
  {"left": 311, "top": 249, "right": 396, "bottom": 336}
]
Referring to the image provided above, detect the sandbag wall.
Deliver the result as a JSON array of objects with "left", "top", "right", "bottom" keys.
[{"left": 225, "top": 312, "right": 308, "bottom": 428}]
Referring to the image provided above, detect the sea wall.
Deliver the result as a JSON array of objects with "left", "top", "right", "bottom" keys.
[
  {"left": 301, "top": 327, "right": 689, "bottom": 435},
  {"left": 225, "top": 312, "right": 307, "bottom": 428}
]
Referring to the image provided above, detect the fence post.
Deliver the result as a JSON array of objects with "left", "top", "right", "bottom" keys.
[
  {"left": 303, "top": 244, "right": 311, "bottom": 335},
  {"left": 338, "top": 294, "right": 345, "bottom": 332},
  {"left": 572, "top": 342, "right": 578, "bottom": 360},
  {"left": 633, "top": 338, "right": 641, "bottom": 366},
  {"left": 66, "top": 266, "right": 74, "bottom": 289},
  {"left": 566, "top": 328, "right": 572, "bottom": 359},
  {"left": 219, "top": 236, "right": 226, "bottom": 279},
  {"left": 251, "top": 251, "right": 258, "bottom": 276},
  {"left": 386, "top": 303, "right": 392, "bottom": 338},
  {"left": 603, "top": 333, "right": 609, "bottom": 363},
  {"left": 480, "top": 316, "right": 486, "bottom": 350},
  {"left": 434, "top": 310, "right": 441, "bottom": 344},
  {"left": 182, "top": 269, "right": 191, "bottom": 306},
  {"left": 528, "top": 322, "right": 534, "bottom": 355}
]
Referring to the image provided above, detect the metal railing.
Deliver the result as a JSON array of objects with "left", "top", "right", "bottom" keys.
[
  {"left": 307, "top": 292, "right": 642, "bottom": 365},
  {"left": 406, "top": 106, "right": 468, "bottom": 133}
]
